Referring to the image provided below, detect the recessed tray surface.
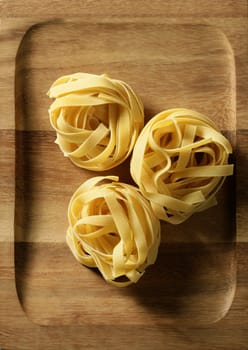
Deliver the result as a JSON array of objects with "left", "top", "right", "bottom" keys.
[{"left": 13, "top": 20, "right": 236, "bottom": 326}]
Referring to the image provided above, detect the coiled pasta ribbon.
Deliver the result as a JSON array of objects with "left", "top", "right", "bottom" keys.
[
  {"left": 130, "top": 108, "right": 234, "bottom": 224},
  {"left": 66, "top": 176, "right": 161, "bottom": 286},
  {"left": 48, "top": 73, "right": 144, "bottom": 170}
]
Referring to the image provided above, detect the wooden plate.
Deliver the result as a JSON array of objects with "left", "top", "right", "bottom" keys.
[{"left": 4, "top": 19, "right": 237, "bottom": 327}]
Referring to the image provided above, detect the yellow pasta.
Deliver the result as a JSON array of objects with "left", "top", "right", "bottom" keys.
[
  {"left": 130, "top": 108, "right": 234, "bottom": 224},
  {"left": 66, "top": 176, "right": 161, "bottom": 286},
  {"left": 48, "top": 73, "right": 144, "bottom": 170}
]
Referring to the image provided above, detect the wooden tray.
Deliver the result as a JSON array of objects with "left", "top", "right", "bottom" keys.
[{"left": 1, "top": 18, "right": 236, "bottom": 337}]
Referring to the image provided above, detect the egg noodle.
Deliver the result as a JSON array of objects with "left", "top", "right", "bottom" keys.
[
  {"left": 130, "top": 108, "right": 234, "bottom": 224},
  {"left": 48, "top": 73, "right": 144, "bottom": 170},
  {"left": 66, "top": 176, "right": 161, "bottom": 286},
  {"left": 48, "top": 73, "right": 234, "bottom": 285}
]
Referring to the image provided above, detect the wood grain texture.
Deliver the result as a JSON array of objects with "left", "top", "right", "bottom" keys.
[
  {"left": 1, "top": 0, "right": 246, "bottom": 18},
  {"left": 0, "top": 2, "right": 248, "bottom": 349},
  {"left": 12, "top": 21, "right": 236, "bottom": 328},
  {"left": 0, "top": 243, "right": 247, "bottom": 350},
  {"left": 14, "top": 241, "right": 236, "bottom": 326}
]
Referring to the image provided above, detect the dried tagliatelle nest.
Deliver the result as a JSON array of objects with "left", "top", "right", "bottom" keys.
[
  {"left": 66, "top": 176, "right": 161, "bottom": 286},
  {"left": 47, "top": 72, "right": 144, "bottom": 170},
  {"left": 130, "top": 108, "right": 234, "bottom": 224}
]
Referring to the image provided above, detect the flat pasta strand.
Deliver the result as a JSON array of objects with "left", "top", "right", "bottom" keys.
[
  {"left": 48, "top": 73, "right": 144, "bottom": 171},
  {"left": 66, "top": 176, "right": 161, "bottom": 286},
  {"left": 130, "top": 108, "right": 234, "bottom": 224}
]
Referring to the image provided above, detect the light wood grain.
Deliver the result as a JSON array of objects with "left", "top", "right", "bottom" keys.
[
  {"left": 14, "top": 241, "right": 236, "bottom": 326},
  {"left": 1, "top": 0, "right": 246, "bottom": 18},
  {"left": 10, "top": 18, "right": 237, "bottom": 323},
  {"left": 0, "top": 2, "right": 247, "bottom": 349},
  {"left": 0, "top": 244, "right": 247, "bottom": 350},
  {"left": 12, "top": 21, "right": 237, "bottom": 327}
]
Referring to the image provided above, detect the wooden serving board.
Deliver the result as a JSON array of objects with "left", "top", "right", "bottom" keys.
[{"left": 0, "top": 18, "right": 237, "bottom": 347}]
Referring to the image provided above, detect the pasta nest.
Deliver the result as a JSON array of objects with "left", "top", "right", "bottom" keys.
[
  {"left": 130, "top": 108, "right": 234, "bottom": 224},
  {"left": 48, "top": 73, "right": 144, "bottom": 170},
  {"left": 66, "top": 176, "right": 161, "bottom": 286}
]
